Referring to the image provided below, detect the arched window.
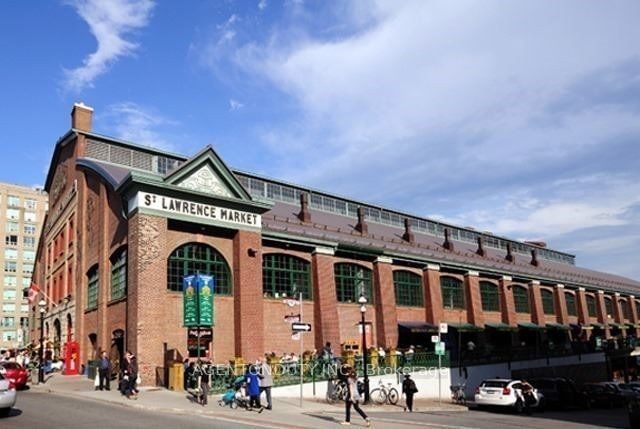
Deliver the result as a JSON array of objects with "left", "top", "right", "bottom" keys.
[
  {"left": 167, "top": 243, "right": 231, "bottom": 295},
  {"left": 334, "top": 263, "right": 373, "bottom": 303},
  {"left": 393, "top": 271, "right": 423, "bottom": 307},
  {"left": 565, "top": 292, "right": 577, "bottom": 316},
  {"left": 86, "top": 265, "right": 99, "bottom": 310},
  {"left": 513, "top": 285, "right": 530, "bottom": 313},
  {"left": 262, "top": 254, "right": 311, "bottom": 300},
  {"left": 110, "top": 247, "right": 127, "bottom": 301},
  {"left": 621, "top": 299, "right": 631, "bottom": 320},
  {"left": 604, "top": 297, "right": 614, "bottom": 318},
  {"left": 586, "top": 295, "right": 597, "bottom": 318},
  {"left": 441, "top": 276, "right": 464, "bottom": 309},
  {"left": 480, "top": 281, "right": 499, "bottom": 312},
  {"left": 541, "top": 289, "right": 555, "bottom": 315}
]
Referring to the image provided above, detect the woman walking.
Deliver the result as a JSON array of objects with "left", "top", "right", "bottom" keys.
[
  {"left": 341, "top": 367, "right": 370, "bottom": 427},
  {"left": 124, "top": 351, "right": 139, "bottom": 399}
]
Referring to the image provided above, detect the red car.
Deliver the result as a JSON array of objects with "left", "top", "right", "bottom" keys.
[{"left": 0, "top": 362, "right": 28, "bottom": 390}]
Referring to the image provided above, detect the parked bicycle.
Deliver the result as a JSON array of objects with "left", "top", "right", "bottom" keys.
[
  {"left": 326, "top": 379, "right": 348, "bottom": 404},
  {"left": 370, "top": 380, "right": 399, "bottom": 405},
  {"left": 450, "top": 382, "right": 466, "bottom": 405}
]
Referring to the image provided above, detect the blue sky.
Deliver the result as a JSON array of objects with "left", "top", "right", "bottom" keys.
[{"left": 1, "top": 0, "right": 639, "bottom": 281}]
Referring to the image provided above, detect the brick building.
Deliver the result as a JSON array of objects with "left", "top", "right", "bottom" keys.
[{"left": 31, "top": 104, "right": 640, "bottom": 383}]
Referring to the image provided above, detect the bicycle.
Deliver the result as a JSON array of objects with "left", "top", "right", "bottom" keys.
[
  {"left": 370, "top": 380, "right": 399, "bottom": 405},
  {"left": 326, "top": 379, "right": 348, "bottom": 404},
  {"left": 450, "top": 382, "right": 466, "bottom": 405}
]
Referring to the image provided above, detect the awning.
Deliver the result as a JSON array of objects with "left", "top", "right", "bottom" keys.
[
  {"left": 398, "top": 321, "right": 438, "bottom": 333},
  {"left": 591, "top": 323, "right": 605, "bottom": 329},
  {"left": 625, "top": 323, "right": 640, "bottom": 329},
  {"left": 485, "top": 322, "right": 518, "bottom": 331},
  {"left": 448, "top": 322, "right": 484, "bottom": 332},
  {"left": 570, "top": 323, "right": 592, "bottom": 330},
  {"left": 609, "top": 323, "right": 626, "bottom": 329},
  {"left": 518, "top": 322, "right": 544, "bottom": 330},
  {"left": 546, "top": 323, "right": 570, "bottom": 330}
]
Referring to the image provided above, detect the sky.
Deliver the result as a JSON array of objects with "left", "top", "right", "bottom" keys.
[{"left": 0, "top": 0, "right": 639, "bottom": 281}]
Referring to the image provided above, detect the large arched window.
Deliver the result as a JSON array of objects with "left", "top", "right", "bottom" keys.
[
  {"left": 586, "top": 295, "right": 597, "bottom": 318},
  {"left": 480, "top": 281, "right": 499, "bottom": 312},
  {"left": 621, "top": 299, "right": 631, "bottom": 320},
  {"left": 513, "top": 285, "right": 530, "bottom": 313},
  {"left": 604, "top": 297, "right": 614, "bottom": 318},
  {"left": 262, "top": 254, "right": 311, "bottom": 300},
  {"left": 167, "top": 243, "right": 231, "bottom": 295},
  {"left": 440, "top": 276, "right": 464, "bottom": 309},
  {"left": 393, "top": 271, "right": 423, "bottom": 307},
  {"left": 565, "top": 292, "right": 577, "bottom": 316},
  {"left": 541, "top": 289, "right": 555, "bottom": 315},
  {"left": 334, "top": 263, "right": 373, "bottom": 303},
  {"left": 110, "top": 247, "right": 127, "bottom": 301}
]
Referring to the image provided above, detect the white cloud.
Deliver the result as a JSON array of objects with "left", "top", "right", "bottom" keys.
[
  {"left": 258, "top": 0, "right": 268, "bottom": 11},
  {"left": 229, "top": 99, "right": 244, "bottom": 111},
  {"left": 63, "top": 0, "right": 155, "bottom": 91},
  {"left": 101, "top": 102, "right": 176, "bottom": 151},
  {"left": 201, "top": 1, "right": 640, "bottom": 278}
]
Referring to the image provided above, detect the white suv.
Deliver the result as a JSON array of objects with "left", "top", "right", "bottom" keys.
[{"left": 474, "top": 379, "right": 543, "bottom": 412}]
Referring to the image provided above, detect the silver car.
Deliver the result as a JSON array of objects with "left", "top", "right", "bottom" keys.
[{"left": 0, "top": 372, "right": 17, "bottom": 417}]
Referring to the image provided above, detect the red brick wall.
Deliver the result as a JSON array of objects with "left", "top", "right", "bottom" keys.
[
  {"left": 312, "top": 252, "right": 340, "bottom": 350},
  {"left": 499, "top": 277, "right": 516, "bottom": 325},
  {"left": 337, "top": 303, "right": 376, "bottom": 347},
  {"left": 263, "top": 300, "right": 315, "bottom": 356},
  {"left": 423, "top": 266, "right": 442, "bottom": 324},
  {"left": 396, "top": 307, "right": 425, "bottom": 322},
  {"left": 374, "top": 261, "right": 398, "bottom": 347},
  {"left": 465, "top": 273, "right": 483, "bottom": 326}
]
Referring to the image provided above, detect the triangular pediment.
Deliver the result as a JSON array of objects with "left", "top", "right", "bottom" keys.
[{"left": 164, "top": 145, "right": 252, "bottom": 201}]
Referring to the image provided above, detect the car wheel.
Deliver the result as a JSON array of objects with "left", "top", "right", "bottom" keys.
[
  {"left": 0, "top": 408, "right": 10, "bottom": 417},
  {"left": 537, "top": 398, "right": 546, "bottom": 413},
  {"left": 514, "top": 400, "right": 524, "bottom": 414}
]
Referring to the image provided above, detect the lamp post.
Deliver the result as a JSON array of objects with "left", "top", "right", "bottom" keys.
[
  {"left": 38, "top": 299, "right": 46, "bottom": 383},
  {"left": 358, "top": 294, "right": 370, "bottom": 404}
]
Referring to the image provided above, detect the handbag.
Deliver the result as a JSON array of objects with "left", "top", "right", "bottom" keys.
[
  {"left": 94, "top": 373, "right": 100, "bottom": 387},
  {"left": 136, "top": 375, "right": 142, "bottom": 385}
]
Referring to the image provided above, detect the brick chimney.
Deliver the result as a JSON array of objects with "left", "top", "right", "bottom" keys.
[
  {"left": 476, "top": 236, "right": 485, "bottom": 257},
  {"left": 443, "top": 228, "right": 454, "bottom": 251},
  {"left": 402, "top": 218, "right": 415, "bottom": 244},
  {"left": 530, "top": 249, "right": 539, "bottom": 267},
  {"left": 71, "top": 102, "right": 93, "bottom": 131},
  {"left": 298, "top": 193, "right": 311, "bottom": 223},
  {"left": 505, "top": 243, "right": 514, "bottom": 262},
  {"left": 355, "top": 207, "right": 368, "bottom": 235}
]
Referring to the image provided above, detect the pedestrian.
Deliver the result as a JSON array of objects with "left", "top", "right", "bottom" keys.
[
  {"left": 245, "top": 364, "right": 264, "bottom": 412},
  {"left": 259, "top": 358, "right": 273, "bottom": 410},
  {"left": 123, "top": 351, "right": 139, "bottom": 399},
  {"left": 341, "top": 367, "right": 370, "bottom": 427},
  {"left": 402, "top": 373, "right": 418, "bottom": 412},
  {"left": 197, "top": 361, "right": 210, "bottom": 406},
  {"left": 98, "top": 351, "right": 111, "bottom": 391}
]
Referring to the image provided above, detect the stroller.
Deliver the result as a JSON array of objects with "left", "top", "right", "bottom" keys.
[{"left": 218, "top": 376, "right": 251, "bottom": 409}]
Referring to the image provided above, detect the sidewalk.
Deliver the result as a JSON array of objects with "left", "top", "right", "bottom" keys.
[{"left": 30, "top": 374, "right": 466, "bottom": 429}]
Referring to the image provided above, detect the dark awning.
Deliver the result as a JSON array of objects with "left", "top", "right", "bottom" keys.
[
  {"left": 591, "top": 323, "right": 605, "bottom": 329},
  {"left": 546, "top": 323, "right": 570, "bottom": 330},
  {"left": 485, "top": 322, "right": 518, "bottom": 331},
  {"left": 448, "top": 322, "right": 484, "bottom": 332},
  {"left": 518, "top": 322, "right": 544, "bottom": 330},
  {"left": 571, "top": 323, "right": 593, "bottom": 330},
  {"left": 398, "top": 321, "right": 438, "bottom": 333}
]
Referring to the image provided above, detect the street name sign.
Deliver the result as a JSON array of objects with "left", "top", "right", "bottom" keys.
[{"left": 292, "top": 323, "right": 312, "bottom": 332}]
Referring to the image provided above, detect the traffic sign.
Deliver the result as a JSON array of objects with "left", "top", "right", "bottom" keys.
[
  {"left": 292, "top": 322, "right": 312, "bottom": 332},
  {"left": 439, "top": 322, "right": 448, "bottom": 334},
  {"left": 431, "top": 335, "right": 439, "bottom": 343},
  {"left": 435, "top": 341, "right": 445, "bottom": 356}
]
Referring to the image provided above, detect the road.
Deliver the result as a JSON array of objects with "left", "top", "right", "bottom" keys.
[
  {"left": 1, "top": 390, "right": 630, "bottom": 429},
  {"left": 1, "top": 390, "right": 265, "bottom": 429}
]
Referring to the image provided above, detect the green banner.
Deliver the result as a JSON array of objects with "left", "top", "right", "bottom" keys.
[
  {"left": 198, "top": 275, "right": 215, "bottom": 327},
  {"left": 183, "top": 275, "right": 198, "bottom": 327}
]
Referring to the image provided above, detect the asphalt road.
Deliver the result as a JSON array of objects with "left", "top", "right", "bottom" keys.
[{"left": 1, "top": 390, "right": 265, "bottom": 429}]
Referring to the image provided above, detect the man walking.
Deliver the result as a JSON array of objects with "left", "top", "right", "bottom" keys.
[
  {"left": 98, "top": 351, "right": 111, "bottom": 391},
  {"left": 259, "top": 358, "right": 273, "bottom": 410}
]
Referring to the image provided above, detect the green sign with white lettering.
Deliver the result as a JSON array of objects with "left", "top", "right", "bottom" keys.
[
  {"left": 435, "top": 341, "right": 445, "bottom": 356},
  {"left": 183, "top": 275, "right": 198, "bottom": 327}
]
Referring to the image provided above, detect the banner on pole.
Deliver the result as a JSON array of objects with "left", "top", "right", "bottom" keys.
[
  {"left": 198, "top": 275, "right": 215, "bottom": 326},
  {"left": 183, "top": 275, "right": 198, "bottom": 327}
]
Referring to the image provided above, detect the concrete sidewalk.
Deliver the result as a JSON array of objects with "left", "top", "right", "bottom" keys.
[{"left": 29, "top": 374, "right": 466, "bottom": 429}]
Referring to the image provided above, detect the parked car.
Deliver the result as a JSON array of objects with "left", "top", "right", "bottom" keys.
[
  {"left": 582, "top": 383, "right": 626, "bottom": 408},
  {"left": 0, "top": 372, "right": 17, "bottom": 417},
  {"left": 529, "top": 377, "right": 589, "bottom": 410},
  {"left": 474, "top": 379, "right": 543, "bottom": 413},
  {"left": 0, "top": 362, "right": 28, "bottom": 390},
  {"left": 629, "top": 391, "right": 640, "bottom": 429}
]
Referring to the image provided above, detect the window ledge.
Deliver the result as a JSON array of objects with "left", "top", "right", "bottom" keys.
[
  {"left": 84, "top": 307, "right": 97, "bottom": 314},
  {"left": 107, "top": 296, "right": 127, "bottom": 306}
]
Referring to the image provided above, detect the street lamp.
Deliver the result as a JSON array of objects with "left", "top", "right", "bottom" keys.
[
  {"left": 38, "top": 299, "right": 46, "bottom": 383},
  {"left": 358, "top": 294, "right": 370, "bottom": 404}
]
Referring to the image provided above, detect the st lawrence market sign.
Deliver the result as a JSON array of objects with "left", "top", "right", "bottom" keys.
[{"left": 130, "top": 191, "right": 261, "bottom": 230}]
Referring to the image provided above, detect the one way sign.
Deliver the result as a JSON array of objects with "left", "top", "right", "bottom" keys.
[{"left": 291, "top": 322, "right": 312, "bottom": 332}]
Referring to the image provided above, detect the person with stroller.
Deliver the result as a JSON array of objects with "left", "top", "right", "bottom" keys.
[
  {"left": 341, "top": 366, "right": 370, "bottom": 427},
  {"left": 245, "top": 364, "right": 264, "bottom": 413}
]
